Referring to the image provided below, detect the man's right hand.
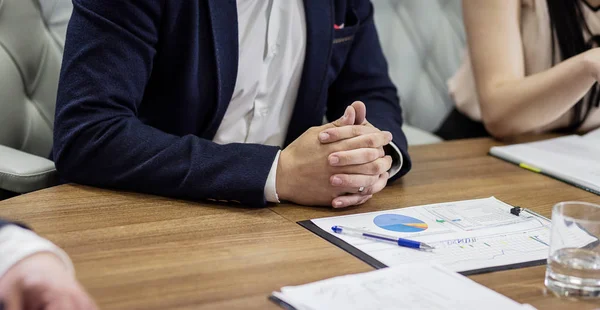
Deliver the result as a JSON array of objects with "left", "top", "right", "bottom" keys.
[
  {"left": 0, "top": 253, "right": 97, "bottom": 310},
  {"left": 276, "top": 106, "right": 393, "bottom": 208}
]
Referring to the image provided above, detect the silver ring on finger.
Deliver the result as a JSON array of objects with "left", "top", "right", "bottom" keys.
[{"left": 358, "top": 186, "right": 365, "bottom": 193}]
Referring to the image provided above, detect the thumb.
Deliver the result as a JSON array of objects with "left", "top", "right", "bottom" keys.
[
  {"left": 351, "top": 101, "right": 367, "bottom": 125},
  {"left": 331, "top": 105, "right": 356, "bottom": 127}
]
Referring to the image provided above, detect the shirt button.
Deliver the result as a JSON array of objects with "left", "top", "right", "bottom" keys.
[
  {"left": 268, "top": 45, "right": 278, "bottom": 58},
  {"left": 258, "top": 107, "right": 269, "bottom": 116}
]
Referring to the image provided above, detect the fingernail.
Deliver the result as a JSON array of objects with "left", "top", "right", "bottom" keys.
[
  {"left": 319, "top": 132, "right": 330, "bottom": 142},
  {"left": 385, "top": 132, "right": 393, "bottom": 141},
  {"left": 329, "top": 155, "right": 339, "bottom": 165},
  {"left": 331, "top": 176, "right": 343, "bottom": 186},
  {"left": 334, "top": 201, "right": 344, "bottom": 208},
  {"left": 343, "top": 106, "right": 351, "bottom": 119}
]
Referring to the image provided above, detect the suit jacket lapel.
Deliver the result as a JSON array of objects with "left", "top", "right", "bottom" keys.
[
  {"left": 284, "top": 0, "right": 333, "bottom": 146},
  {"left": 205, "top": 0, "right": 239, "bottom": 139}
]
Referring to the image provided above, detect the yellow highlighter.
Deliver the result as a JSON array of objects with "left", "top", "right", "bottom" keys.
[{"left": 519, "top": 163, "right": 542, "bottom": 173}]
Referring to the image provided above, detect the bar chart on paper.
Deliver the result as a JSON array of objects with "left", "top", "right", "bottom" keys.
[{"left": 307, "top": 197, "right": 599, "bottom": 273}]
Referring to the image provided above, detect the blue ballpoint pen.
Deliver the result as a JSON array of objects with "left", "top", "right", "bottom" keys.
[{"left": 331, "top": 225, "right": 435, "bottom": 250}]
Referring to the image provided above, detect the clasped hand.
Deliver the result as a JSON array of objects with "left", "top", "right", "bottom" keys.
[{"left": 277, "top": 101, "right": 393, "bottom": 208}]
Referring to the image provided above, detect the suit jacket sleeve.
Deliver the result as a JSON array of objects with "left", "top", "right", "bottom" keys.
[
  {"left": 0, "top": 219, "right": 28, "bottom": 230},
  {"left": 326, "top": 0, "right": 412, "bottom": 182},
  {"left": 53, "top": 0, "right": 278, "bottom": 207}
]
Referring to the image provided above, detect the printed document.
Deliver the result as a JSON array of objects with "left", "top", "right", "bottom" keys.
[
  {"left": 309, "top": 197, "right": 596, "bottom": 273},
  {"left": 271, "top": 263, "right": 536, "bottom": 310},
  {"left": 490, "top": 131, "right": 600, "bottom": 194}
]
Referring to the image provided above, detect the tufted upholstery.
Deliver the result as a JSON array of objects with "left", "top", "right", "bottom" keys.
[
  {"left": 0, "top": 0, "right": 71, "bottom": 194},
  {"left": 373, "top": 0, "right": 466, "bottom": 133},
  {"left": 39, "top": 0, "right": 72, "bottom": 49}
]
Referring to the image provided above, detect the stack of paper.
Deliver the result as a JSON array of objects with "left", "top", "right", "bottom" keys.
[
  {"left": 490, "top": 129, "right": 600, "bottom": 194},
  {"left": 271, "top": 263, "right": 535, "bottom": 310}
]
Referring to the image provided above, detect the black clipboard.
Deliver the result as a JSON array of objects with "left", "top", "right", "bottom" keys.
[
  {"left": 268, "top": 295, "right": 297, "bottom": 310},
  {"left": 297, "top": 220, "right": 547, "bottom": 276}
]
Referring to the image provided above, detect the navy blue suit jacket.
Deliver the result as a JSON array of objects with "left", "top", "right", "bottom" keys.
[{"left": 53, "top": 0, "right": 412, "bottom": 207}]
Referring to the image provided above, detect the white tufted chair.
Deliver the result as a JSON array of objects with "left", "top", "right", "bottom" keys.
[
  {"left": 0, "top": 0, "right": 72, "bottom": 197},
  {"left": 373, "top": 0, "right": 466, "bottom": 142}
]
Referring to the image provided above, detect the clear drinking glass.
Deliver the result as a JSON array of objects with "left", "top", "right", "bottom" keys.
[{"left": 545, "top": 202, "right": 600, "bottom": 298}]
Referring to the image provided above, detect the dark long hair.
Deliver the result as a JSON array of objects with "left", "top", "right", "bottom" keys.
[{"left": 548, "top": 0, "right": 600, "bottom": 130}]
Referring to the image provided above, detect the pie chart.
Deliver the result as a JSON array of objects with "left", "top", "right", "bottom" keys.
[{"left": 373, "top": 214, "right": 428, "bottom": 233}]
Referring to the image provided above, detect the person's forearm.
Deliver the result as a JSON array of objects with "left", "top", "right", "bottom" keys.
[
  {"left": 0, "top": 225, "right": 73, "bottom": 279},
  {"left": 478, "top": 49, "right": 597, "bottom": 137},
  {"left": 55, "top": 0, "right": 280, "bottom": 206},
  {"left": 53, "top": 117, "right": 279, "bottom": 206}
]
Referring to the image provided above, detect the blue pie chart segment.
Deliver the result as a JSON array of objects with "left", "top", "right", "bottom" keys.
[{"left": 373, "top": 214, "right": 428, "bottom": 233}]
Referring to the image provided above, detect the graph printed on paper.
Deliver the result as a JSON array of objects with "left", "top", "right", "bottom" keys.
[{"left": 311, "top": 197, "right": 560, "bottom": 272}]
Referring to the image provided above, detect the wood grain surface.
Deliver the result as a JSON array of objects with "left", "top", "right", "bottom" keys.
[{"left": 1, "top": 136, "right": 599, "bottom": 309}]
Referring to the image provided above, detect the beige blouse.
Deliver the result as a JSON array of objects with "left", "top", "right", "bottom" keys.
[{"left": 448, "top": 0, "right": 600, "bottom": 133}]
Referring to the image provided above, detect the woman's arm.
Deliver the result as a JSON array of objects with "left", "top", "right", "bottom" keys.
[{"left": 464, "top": 0, "right": 598, "bottom": 138}]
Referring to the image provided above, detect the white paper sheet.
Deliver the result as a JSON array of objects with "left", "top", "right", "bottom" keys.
[
  {"left": 310, "top": 197, "right": 597, "bottom": 272},
  {"left": 584, "top": 128, "right": 600, "bottom": 140},
  {"left": 272, "top": 263, "right": 536, "bottom": 310},
  {"left": 490, "top": 135, "right": 600, "bottom": 193}
]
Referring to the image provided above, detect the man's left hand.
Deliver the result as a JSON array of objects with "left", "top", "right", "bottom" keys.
[{"left": 319, "top": 101, "right": 392, "bottom": 206}]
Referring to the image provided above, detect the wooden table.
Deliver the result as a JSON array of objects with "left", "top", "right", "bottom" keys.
[{"left": 1, "top": 137, "right": 599, "bottom": 309}]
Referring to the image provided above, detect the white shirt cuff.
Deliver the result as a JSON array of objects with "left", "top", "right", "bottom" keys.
[
  {"left": 387, "top": 142, "right": 403, "bottom": 178},
  {"left": 264, "top": 150, "right": 281, "bottom": 203},
  {"left": 0, "top": 225, "right": 74, "bottom": 279}
]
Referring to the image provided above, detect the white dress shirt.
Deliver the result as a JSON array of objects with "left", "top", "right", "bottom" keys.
[
  {"left": 213, "top": 0, "right": 306, "bottom": 202},
  {"left": 215, "top": 0, "right": 401, "bottom": 203},
  {"left": 0, "top": 225, "right": 73, "bottom": 279}
]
